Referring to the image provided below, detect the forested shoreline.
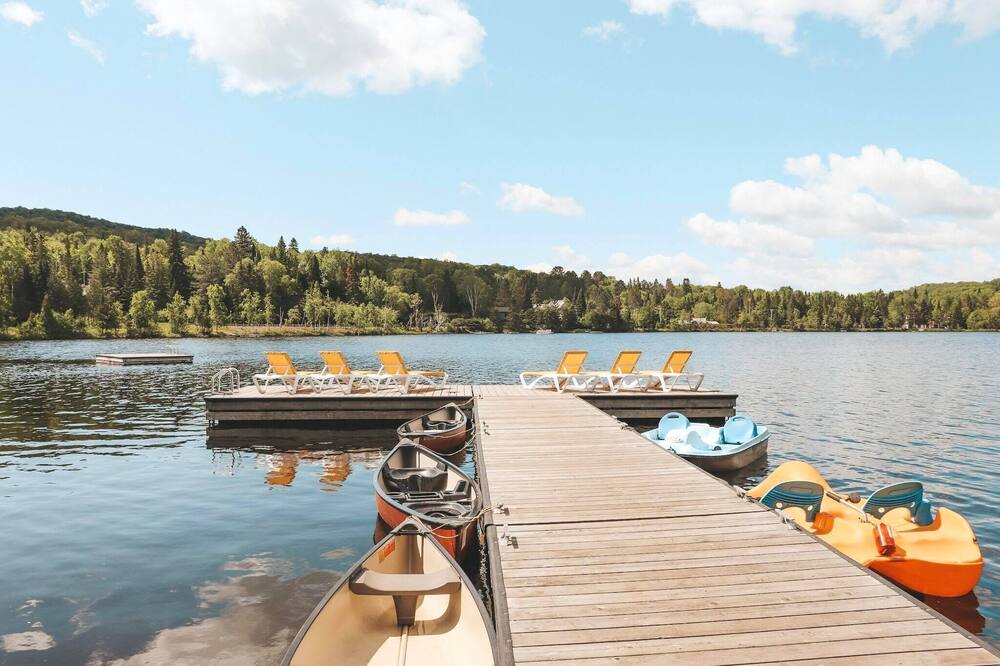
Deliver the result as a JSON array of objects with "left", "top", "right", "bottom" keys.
[{"left": 2, "top": 208, "right": 999, "bottom": 340}]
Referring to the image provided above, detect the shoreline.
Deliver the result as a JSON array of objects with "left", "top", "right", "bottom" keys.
[{"left": 2, "top": 325, "right": 997, "bottom": 342}]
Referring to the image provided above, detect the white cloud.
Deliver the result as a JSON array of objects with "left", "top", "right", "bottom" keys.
[
  {"left": 624, "top": 0, "right": 1000, "bottom": 55},
  {"left": 0, "top": 2, "right": 43, "bottom": 26},
  {"left": 498, "top": 183, "right": 585, "bottom": 217},
  {"left": 393, "top": 208, "right": 470, "bottom": 226},
  {"left": 526, "top": 245, "right": 717, "bottom": 283},
  {"left": 685, "top": 146, "right": 1000, "bottom": 291},
  {"left": 309, "top": 234, "right": 353, "bottom": 247},
  {"left": 68, "top": 31, "right": 106, "bottom": 64},
  {"left": 438, "top": 251, "right": 459, "bottom": 262},
  {"left": 583, "top": 20, "right": 625, "bottom": 41},
  {"left": 137, "top": 0, "right": 484, "bottom": 96},
  {"left": 606, "top": 251, "right": 717, "bottom": 283},
  {"left": 725, "top": 146, "right": 1000, "bottom": 247},
  {"left": 553, "top": 245, "right": 591, "bottom": 271},
  {"left": 459, "top": 181, "right": 480, "bottom": 195},
  {"left": 81, "top": 0, "right": 109, "bottom": 17},
  {"left": 687, "top": 213, "right": 814, "bottom": 257}
]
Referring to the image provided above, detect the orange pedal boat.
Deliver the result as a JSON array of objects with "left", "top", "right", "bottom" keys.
[{"left": 747, "top": 461, "right": 983, "bottom": 597}]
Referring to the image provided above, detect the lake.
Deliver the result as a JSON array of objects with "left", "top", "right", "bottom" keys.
[{"left": 1, "top": 332, "right": 998, "bottom": 663}]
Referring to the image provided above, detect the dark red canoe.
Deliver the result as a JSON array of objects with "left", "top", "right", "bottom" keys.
[
  {"left": 396, "top": 402, "right": 468, "bottom": 455},
  {"left": 374, "top": 441, "right": 481, "bottom": 561}
]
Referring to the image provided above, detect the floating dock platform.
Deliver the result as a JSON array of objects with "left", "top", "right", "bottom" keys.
[
  {"left": 473, "top": 388, "right": 999, "bottom": 665},
  {"left": 96, "top": 353, "right": 194, "bottom": 365},
  {"left": 204, "top": 384, "right": 736, "bottom": 425}
]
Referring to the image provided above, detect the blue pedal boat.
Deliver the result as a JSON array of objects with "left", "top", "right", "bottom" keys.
[{"left": 642, "top": 412, "right": 769, "bottom": 472}]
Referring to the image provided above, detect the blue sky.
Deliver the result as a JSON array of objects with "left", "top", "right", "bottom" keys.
[{"left": 2, "top": 0, "right": 1000, "bottom": 292}]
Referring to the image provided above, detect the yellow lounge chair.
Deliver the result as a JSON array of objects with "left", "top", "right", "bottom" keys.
[
  {"left": 578, "top": 350, "right": 643, "bottom": 393},
  {"left": 370, "top": 351, "right": 448, "bottom": 394},
  {"left": 519, "top": 351, "right": 588, "bottom": 393},
  {"left": 638, "top": 350, "right": 704, "bottom": 392},
  {"left": 252, "top": 352, "right": 319, "bottom": 394},
  {"left": 314, "top": 351, "right": 374, "bottom": 394}
]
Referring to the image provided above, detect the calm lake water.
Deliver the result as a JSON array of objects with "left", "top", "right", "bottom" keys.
[{"left": 1, "top": 333, "right": 998, "bottom": 663}]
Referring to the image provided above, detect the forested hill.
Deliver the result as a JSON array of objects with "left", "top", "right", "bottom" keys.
[
  {"left": 1, "top": 209, "right": 999, "bottom": 339},
  {"left": 0, "top": 207, "right": 207, "bottom": 248}
]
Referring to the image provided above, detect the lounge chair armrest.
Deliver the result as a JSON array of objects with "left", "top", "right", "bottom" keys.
[{"left": 349, "top": 568, "right": 460, "bottom": 597}]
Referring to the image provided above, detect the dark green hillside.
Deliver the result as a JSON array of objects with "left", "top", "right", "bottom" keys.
[{"left": 0, "top": 207, "right": 207, "bottom": 248}]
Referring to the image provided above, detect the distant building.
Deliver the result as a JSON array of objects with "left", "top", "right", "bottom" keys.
[
  {"left": 689, "top": 317, "right": 720, "bottom": 326},
  {"left": 533, "top": 298, "right": 569, "bottom": 309}
]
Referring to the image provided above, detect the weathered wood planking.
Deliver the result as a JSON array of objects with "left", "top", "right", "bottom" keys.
[
  {"left": 96, "top": 353, "right": 193, "bottom": 365},
  {"left": 474, "top": 390, "right": 999, "bottom": 665},
  {"left": 205, "top": 383, "right": 736, "bottom": 424}
]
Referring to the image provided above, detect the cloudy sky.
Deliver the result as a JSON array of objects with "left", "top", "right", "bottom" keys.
[{"left": 2, "top": 1, "right": 1000, "bottom": 291}]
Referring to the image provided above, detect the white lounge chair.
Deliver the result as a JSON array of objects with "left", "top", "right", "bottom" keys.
[
  {"left": 368, "top": 351, "right": 448, "bottom": 394},
  {"left": 314, "top": 351, "right": 374, "bottom": 394},
  {"left": 519, "top": 351, "right": 589, "bottom": 393},
  {"left": 252, "top": 352, "right": 319, "bottom": 394},
  {"left": 638, "top": 350, "right": 704, "bottom": 392},
  {"left": 577, "top": 350, "right": 643, "bottom": 392}
]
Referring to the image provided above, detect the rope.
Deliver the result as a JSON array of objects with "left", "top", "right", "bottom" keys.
[{"left": 422, "top": 504, "right": 507, "bottom": 540}]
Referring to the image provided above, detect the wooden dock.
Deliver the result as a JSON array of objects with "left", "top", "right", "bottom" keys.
[
  {"left": 96, "top": 353, "right": 193, "bottom": 365},
  {"left": 204, "top": 384, "right": 736, "bottom": 425},
  {"left": 473, "top": 388, "right": 999, "bottom": 665}
]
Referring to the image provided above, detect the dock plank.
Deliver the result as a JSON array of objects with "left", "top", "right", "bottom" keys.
[{"left": 474, "top": 391, "right": 998, "bottom": 664}]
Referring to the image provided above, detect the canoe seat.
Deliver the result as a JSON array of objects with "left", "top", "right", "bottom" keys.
[
  {"left": 350, "top": 567, "right": 461, "bottom": 626},
  {"left": 863, "top": 481, "right": 934, "bottom": 526},
  {"left": 760, "top": 480, "right": 824, "bottom": 522},
  {"left": 384, "top": 465, "right": 448, "bottom": 493},
  {"left": 721, "top": 415, "right": 757, "bottom": 444}
]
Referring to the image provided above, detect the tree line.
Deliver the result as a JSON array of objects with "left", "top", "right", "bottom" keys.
[{"left": 1, "top": 220, "right": 998, "bottom": 339}]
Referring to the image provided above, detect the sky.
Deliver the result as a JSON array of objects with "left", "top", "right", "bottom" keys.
[{"left": 2, "top": 1, "right": 1000, "bottom": 292}]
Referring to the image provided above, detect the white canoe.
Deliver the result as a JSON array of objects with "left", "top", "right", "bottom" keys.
[{"left": 281, "top": 517, "right": 497, "bottom": 666}]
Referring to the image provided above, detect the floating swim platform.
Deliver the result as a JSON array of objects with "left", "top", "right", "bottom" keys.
[{"left": 95, "top": 353, "right": 193, "bottom": 366}]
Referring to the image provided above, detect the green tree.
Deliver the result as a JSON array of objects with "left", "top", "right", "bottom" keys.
[
  {"left": 167, "top": 230, "right": 191, "bottom": 298},
  {"left": 128, "top": 290, "right": 157, "bottom": 337},
  {"left": 188, "top": 292, "right": 211, "bottom": 334},
  {"left": 164, "top": 293, "right": 189, "bottom": 335},
  {"left": 206, "top": 284, "right": 228, "bottom": 330}
]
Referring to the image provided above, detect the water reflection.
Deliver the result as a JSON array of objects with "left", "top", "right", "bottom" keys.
[{"left": 1, "top": 334, "right": 998, "bottom": 663}]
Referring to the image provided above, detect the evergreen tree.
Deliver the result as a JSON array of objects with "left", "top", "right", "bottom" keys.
[
  {"left": 232, "top": 226, "right": 257, "bottom": 261},
  {"left": 129, "top": 244, "right": 145, "bottom": 297},
  {"left": 167, "top": 230, "right": 191, "bottom": 298}
]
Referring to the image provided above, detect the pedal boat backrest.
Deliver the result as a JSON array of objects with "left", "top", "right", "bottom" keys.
[
  {"left": 760, "top": 480, "right": 824, "bottom": 522},
  {"left": 656, "top": 412, "right": 689, "bottom": 440},
  {"left": 721, "top": 415, "right": 757, "bottom": 445},
  {"left": 863, "top": 481, "right": 934, "bottom": 526}
]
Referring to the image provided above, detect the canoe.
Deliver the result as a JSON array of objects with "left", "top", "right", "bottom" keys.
[
  {"left": 747, "top": 461, "right": 983, "bottom": 597},
  {"left": 396, "top": 403, "right": 468, "bottom": 455},
  {"left": 281, "top": 517, "right": 497, "bottom": 666},
  {"left": 643, "top": 413, "right": 769, "bottom": 473},
  {"left": 375, "top": 441, "right": 482, "bottom": 561}
]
